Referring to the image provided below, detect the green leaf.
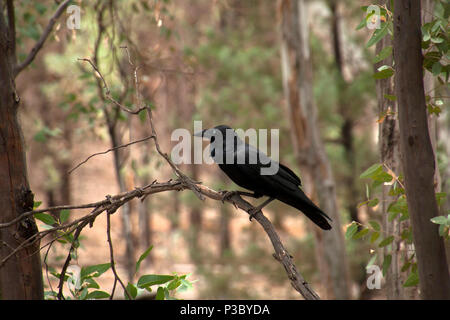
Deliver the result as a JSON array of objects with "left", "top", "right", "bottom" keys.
[
  {"left": 373, "top": 46, "right": 392, "bottom": 63},
  {"left": 378, "top": 235, "right": 395, "bottom": 248},
  {"left": 353, "top": 228, "right": 369, "bottom": 239},
  {"left": 167, "top": 278, "right": 182, "bottom": 290},
  {"left": 382, "top": 254, "right": 392, "bottom": 277},
  {"left": 34, "top": 213, "right": 57, "bottom": 226},
  {"left": 403, "top": 271, "right": 419, "bottom": 287},
  {"left": 84, "top": 278, "right": 100, "bottom": 289},
  {"left": 33, "top": 201, "right": 42, "bottom": 209},
  {"left": 60, "top": 209, "right": 70, "bottom": 223},
  {"left": 86, "top": 290, "right": 110, "bottom": 299},
  {"left": 438, "top": 224, "right": 447, "bottom": 237},
  {"left": 366, "top": 21, "right": 389, "bottom": 47},
  {"left": 401, "top": 261, "right": 411, "bottom": 273},
  {"left": 360, "top": 163, "right": 382, "bottom": 179},
  {"left": 155, "top": 286, "right": 165, "bottom": 300},
  {"left": 367, "top": 254, "right": 377, "bottom": 267},
  {"left": 388, "top": 211, "right": 400, "bottom": 222},
  {"left": 80, "top": 263, "right": 111, "bottom": 279},
  {"left": 137, "top": 274, "right": 175, "bottom": 288},
  {"left": 430, "top": 216, "right": 447, "bottom": 225},
  {"left": 135, "top": 245, "right": 153, "bottom": 274},
  {"left": 357, "top": 200, "right": 370, "bottom": 208},
  {"left": 125, "top": 282, "right": 138, "bottom": 300},
  {"left": 369, "top": 220, "right": 381, "bottom": 232},
  {"left": 345, "top": 222, "right": 358, "bottom": 240},
  {"left": 432, "top": 62, "right": 442, "bottom": 76},
  {"left": 430, "top": 36, "right": 443, "bottom": 43},
  {"left": 179, "top": 278, "right": 194, "bottom": 291},
  {"left": 370, "top": 231, "right": 380, "bottom": 243},
  {"left": 368, "top": 198, "right": 379, "bottom": 207},
  {"left": 387, "top": 197, "right": 408, "bottom": 215},
  {"left": 356, "top": 18, "right": 368, "bottom": 31},
  {"left": 164, "top": 287, "right": 172, "bottom": 300},
  {"left": 79, "top": 287, "right": 88, "bottom": 300},
  {"left": 373, "top": 67, "right": 394, "bottom": 79}
]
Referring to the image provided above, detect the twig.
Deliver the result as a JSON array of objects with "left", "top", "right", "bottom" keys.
[
  {"left": 106, "top": 212, "right": 131, "bottom": 300},
  {"left": 77, "top": 57, "right": 147, "bottom": 115},
  {"left": 57, "top": 222, "right": 87, "bottom": 300},
  {"left": 68, "top": 135, "right": 155, "bottom": 174},
  {"left": 78, "top": 54, "right": 204, "bottom": 200},
  {"left": 145, "top": 106, "right": 205, "bottom": 200},
  {"left": 14, "top": 0, "right": 71, "bottom": 76}
]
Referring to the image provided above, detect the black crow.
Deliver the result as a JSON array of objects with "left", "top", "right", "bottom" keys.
[{"left": 194, "top": 125, "right": 332, "bottom": 230}]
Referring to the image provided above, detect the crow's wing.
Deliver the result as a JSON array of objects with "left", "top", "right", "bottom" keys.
[
  {"left": 247, "top": 144, "right": 301, "bottom": 184},
  {"left": 228, "top": 144, "right": 301, "bottom": 193},
  {"left": 219, "top": 143, "right": 332, "bottom": 229}
]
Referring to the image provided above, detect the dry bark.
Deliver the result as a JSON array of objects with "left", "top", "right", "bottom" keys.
[{"left": 393, "top": 0, "right": 450, "bottom": 299}]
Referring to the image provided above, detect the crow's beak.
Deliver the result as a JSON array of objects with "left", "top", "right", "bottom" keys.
[{"left": 193, "top": 129, "right": 208, "bottom": 138}]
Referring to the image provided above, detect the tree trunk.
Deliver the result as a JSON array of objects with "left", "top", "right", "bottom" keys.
[
  {"left": 393, "top": 0, "right": 450, "bottom": 299},
  {"left": 328, "top": 0, "right": 360, "bottom": 224},
  {"left": 278, "top": 0, "right": 350, "bottom": 299},
  {"left": 0, "top": 11, "right": 43, "bottom": 299},
  {"left": 421, "top": 0, "right": 441, "bottom": 194},
  {"left": 374, "top": 16, "right": 407, "bottom": 299}
]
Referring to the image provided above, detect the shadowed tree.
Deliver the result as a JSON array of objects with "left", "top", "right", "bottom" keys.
[
  {"left": 0, "top": 0, "right": 71, "bottom": 300},
  {"left": 393, "top": 0, "right": 450, "bottom": 300}
]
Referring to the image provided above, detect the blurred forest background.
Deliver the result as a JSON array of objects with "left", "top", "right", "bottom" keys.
[{"left": 1, "top": 0, "right": 449, "bottom": 300}]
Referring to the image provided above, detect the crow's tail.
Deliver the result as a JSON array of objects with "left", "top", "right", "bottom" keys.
[{"left": 278, "top": 191, "right": 332, "bottom": 230}]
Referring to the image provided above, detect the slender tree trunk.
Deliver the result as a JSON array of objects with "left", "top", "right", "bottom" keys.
[
  {"left": 278, "top": 0, "right": 350, "bottom": 299},
  {"left": 374, "top": 16, "right": 407, "bottom": 299},
  {"left": 422, "top": 0, "right": 441, "bottom": 193},
  {"left": 0, "top": 9, "right": 43, "bottom": 299},
  {"left": 393, "top": 0, "right": 450, "bottom": 299},
  {"left": 328, "top": 0, "right": 360, "bottom": 224}
]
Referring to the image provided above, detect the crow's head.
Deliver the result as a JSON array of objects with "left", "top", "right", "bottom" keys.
[{"left": 193, "top": 125, "right": 234, "bottom": 143}]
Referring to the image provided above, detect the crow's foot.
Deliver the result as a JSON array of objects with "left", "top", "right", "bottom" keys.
[
  {"left": 220, "top": 190, "right": 239, "bottom": 203},
  {"left": 248, "top": 207, "right": 260, "bottom": 221}
]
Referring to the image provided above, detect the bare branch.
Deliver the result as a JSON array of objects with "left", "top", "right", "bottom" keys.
[
  {"left": 68, "top": 135, "right": 155, "bottom": 174},
  {"left": 77, "top": 57, "right": 147, "bottom": 115},
  {"left": 14, "top": 0, "right": 71, "bottom": 76},
  {"left": 0, "top": 180, "right": 320, "bottom": 300}
]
